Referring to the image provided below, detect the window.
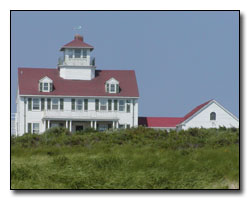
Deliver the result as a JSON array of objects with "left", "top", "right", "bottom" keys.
[
  {"left": 84, "top": 99, "right": 88, "bottom": 111},
  {"left": 33, "top": 123, "right": 39, "bottom": 134},
  {"left": 47, "top": 98, "right": 51, "bottom": 110},
  {"left": 75, "top": 49, "right": 81, "bottom": 58},
  {"left": 110, "top": 84, "right": 115, "bottom": 92},
  {"left": 210, "top": 112, "right": 216, "bottom": 121},
  {"left": 52, "top": 98, "right": 59, "bottom": 110},
  {"left": 41, "top": 98, "right": 45, "bottom": 111},
  {"left": 71, "top": 99, "right": 76, "bottom": 110},
  {"left": 95, "top": 99, "right": 99, "bottom": 111},
  {"left": 114, "top": 100, "right": 118, "bottom": 111},
  {"left": 126, "top": 100, "right": 131, "bottom": 113},
  {"left": 60, "top": 99, "right": 64, "bottom": 110},
  {"left": 105, "top": 78, "right": 119, "bottom": 94},
  {"left": 43, "top": 83, "right": 49, "bottom": 91},
  {"left": 100, "top": 99, "right": 107, "bottom": 111},
  {"left": 69, "top": 49, "right": 73, "bottom": 58},
  {"left": 119, "top": 124, "right": 125, "bottom": 129},
  {"left": 119, "top": 100, "right": 125, "bottom": 111},
  {"left": 33, "top": 98, "right": 40, "bottom": 110},
  {"left": 77, "top": 99, "right": 83, "bottom": 110},
  {"left": 82, "top": 49, "right": 87, "bottom": 58},
  {"left": 28, "top": 98, "right": 32, "bottom": 111},
  {"left": 108, "top": 99, "right": 112, "bottom": 111}
]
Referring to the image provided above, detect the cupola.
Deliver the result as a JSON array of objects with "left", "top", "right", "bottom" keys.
[{"left": 58, "top": 35, "right": 96, "bottom": 80}]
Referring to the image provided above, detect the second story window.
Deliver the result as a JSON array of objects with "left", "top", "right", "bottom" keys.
[
  {"left": 77, "top": 99, "right": 82, "bottom": 110},
  {"left": 33, "top": 98, "right": 40, "bottom": 110},
  {"left": 52, "top": 98, "right": 59, "bottom": 110},
  {"left": 100, "top": 99, "right": 107, "bottom": 111},
  {"left": 119, "top": 100, "right": 125, "bottom": 111}
]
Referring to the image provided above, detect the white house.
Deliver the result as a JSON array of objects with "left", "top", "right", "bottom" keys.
[
  {"left": 139, "top": 99, "right": 239, "bottom": 131},
  {"left": 15, "top": 34, "right": 139, "bottom": 136}
]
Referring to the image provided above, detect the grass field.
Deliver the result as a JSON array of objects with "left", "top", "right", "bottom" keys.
[{"left": 11, "top": 127, "right": 239, "bottom": 189}]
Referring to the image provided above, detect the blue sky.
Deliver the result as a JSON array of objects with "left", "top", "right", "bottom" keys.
[{"left": 11, "top": 11, "right": 239, "bottom": 117}]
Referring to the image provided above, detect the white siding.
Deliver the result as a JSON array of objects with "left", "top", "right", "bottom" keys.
[
  {"left": 59, "top": 66, "right": 95, "bottom": 80},
  {"left": 16, "top": 95, "right": 139, "bottom": 136}
]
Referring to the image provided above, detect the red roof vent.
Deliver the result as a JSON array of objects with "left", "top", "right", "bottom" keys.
[{"left": 74, "top": 34, "right": 83, "bottom": 41}]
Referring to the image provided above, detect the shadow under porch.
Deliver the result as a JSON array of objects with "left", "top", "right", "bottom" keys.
[{"left": 44, "top": 119, "right": 119, "bottom": 132}]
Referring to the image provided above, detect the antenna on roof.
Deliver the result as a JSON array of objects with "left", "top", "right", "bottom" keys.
[{"left": 73, "top": 25, "right": 82, "bottom": 35}]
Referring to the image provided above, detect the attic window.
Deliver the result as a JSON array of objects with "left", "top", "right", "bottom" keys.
[
  {"left": 105, "top": 78, "right": 119, "bottom": 94},
  {"left": 39, "top": 76, "right": 53, "bottom": 92},
  {"left": 210, "top": 112, "right": 216, "bottom": 121}
]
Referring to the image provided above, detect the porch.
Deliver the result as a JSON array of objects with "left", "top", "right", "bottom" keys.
[{"left": 44, "top": 119, "right": 119, "bottom": 132}]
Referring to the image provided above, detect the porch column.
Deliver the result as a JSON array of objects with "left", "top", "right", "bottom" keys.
[
  {"left": 112, "top": 121, "right": 115, "bottom": 129},
  {"left": 66, "top": 121, "right": 68, "bottom": 129},
  {"left": 48, "top": 120, "right": 50, "bottom": 129},
  {"left": 91, "top": 121, "right": 93, "bottom": 128},
  {"left": 69, "top": 120, "right": 72, "bottom": 132},
  {"left": 94, "top": 121, "right": 97, "bottom": 130},
  {"left": 116, "top": 121, "right": 119, "bottom": 129}
]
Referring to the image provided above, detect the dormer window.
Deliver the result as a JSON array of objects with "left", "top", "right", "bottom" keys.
[
  {"left": 105, "top": 78, "right": 119, "bottom": 94},
  {"left": 39, "top": 76, "right": 53, "bottom": 92}
]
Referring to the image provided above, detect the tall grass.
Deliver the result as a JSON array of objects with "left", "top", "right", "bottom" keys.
[{"left": 11, "top": 127, "right": 239, "bottom": 189}]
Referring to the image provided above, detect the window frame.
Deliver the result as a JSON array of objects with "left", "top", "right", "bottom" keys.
[
  {"left": 43, "top": 83, "right": 49, "bottom": 91},
  {"left": 119, "top": 100, "right": 125, "bottom": 112},
  {"left": 76, "top": 99, "right": 83, "bottom": 111},
  {"left": 52, "top": 98, "right": 59, "bottom": 110},
  {"left": 110, "top": 84, "right": 116, "bottom": 93},
  {"left": 100, "top": 99, "right": 107, "bottom": 111},
  {"left": 210, "top": 112, "right": 216, "bottom": 121},
  {"left": 32, "top": 98, "right": 40, "bottom": 110},
  {"left": 33, "top": 123, "right": 40, "bottom": 134},
  {"left": 75, "top": 49, "right": 81, "bottom": 58}
]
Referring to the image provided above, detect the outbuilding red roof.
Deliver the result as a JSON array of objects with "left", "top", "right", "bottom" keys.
[
  {"left": 18, "top": 68, "right": 139, "bottom": 97},
  {"left": 138, "top": 117, "right": 184, "bottom": 128},
  {"left": 138, "top": 100, "right": 213, "bottom": 128},
  {"left": 182, "top": 100, "right": 212, "bottom": 121},
  {"left": 60, "top": 35, "right": 94, "bottom": 51}
]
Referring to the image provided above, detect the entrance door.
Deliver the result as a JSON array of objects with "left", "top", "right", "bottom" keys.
[{"left": 76, "top": 125, "right": 83, "bottom": 131}]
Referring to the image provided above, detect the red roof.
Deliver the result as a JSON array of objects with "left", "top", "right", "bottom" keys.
[
  {"left": 138, "top": 100, "right": 213, "bottom": 128},
  {"left": 138, "top": 117, "right": 184, "bottom": 128},
  {"left": 60, "top": 35, "right": 94, "bottom": 51},
  {"left": 182, "top": 100, "right": 212, "bottom": 121},
  {"left": 18, "top": 68, "right": 139, "bottom": 97}
]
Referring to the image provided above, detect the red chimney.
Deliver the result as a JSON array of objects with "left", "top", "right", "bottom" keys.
[{"left": 74, "top": 34, "right": 83, "bottom": 41}]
